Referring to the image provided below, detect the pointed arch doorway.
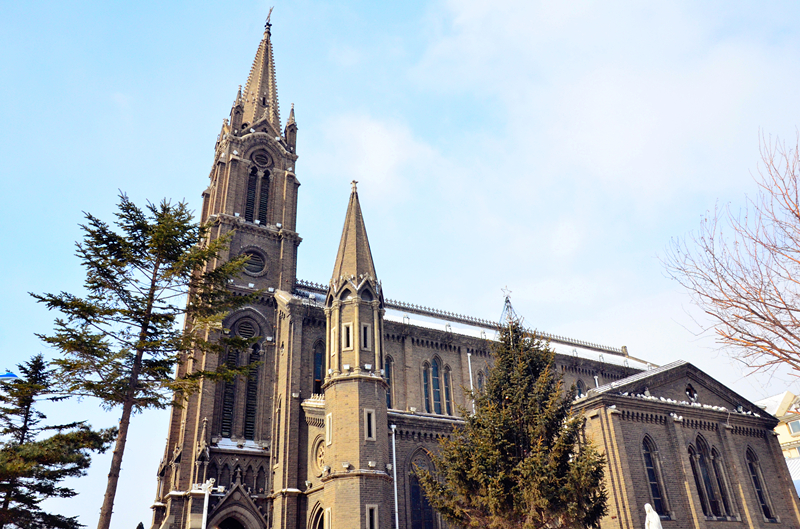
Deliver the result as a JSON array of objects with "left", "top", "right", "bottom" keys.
[{"left": 217, "top": 519, "right": 247, "bottom": 529}]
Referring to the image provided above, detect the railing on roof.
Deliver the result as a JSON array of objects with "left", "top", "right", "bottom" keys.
[{"left": 294, "top": 279, "right": 626, "bottom": 356}]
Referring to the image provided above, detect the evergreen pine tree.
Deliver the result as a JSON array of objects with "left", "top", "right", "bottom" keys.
[
  {"left": 417, "top": 320, "right": 608, "bottom": 529},
  {"left": 32, "top": 195, "right": 255, "bottom": 529},
  {"left": 0, "top": 354, "right": 115, "bottom": 529}
]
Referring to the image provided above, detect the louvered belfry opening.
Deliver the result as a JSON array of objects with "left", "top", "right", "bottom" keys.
[
  {"left": 220, "top": 350, "right": 238, "bottom": 438},
  {"left": 244, "top": 252, "right": 265, "bottom": 274},
  {"left": 258, "top": 172, "right": 270, "bottom": 226},
  {"left": 245, "top": 167, "right": 258, "bottom": 222},
  {"left": 244, "top": 343, "right": 260, "bottom": 440}
]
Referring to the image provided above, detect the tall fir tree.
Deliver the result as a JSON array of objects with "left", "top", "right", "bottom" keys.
[
  {"left": 0, "top": 354, "right": 115, "bottom": 529},
  {"left": 32, "top": 195, "right": 256, "bottom": 529},
  {"left": 417, "top": 319, "right": 608, "bottom": 529}
]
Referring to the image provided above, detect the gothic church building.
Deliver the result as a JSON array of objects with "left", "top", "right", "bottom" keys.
[{"left": 150, "top": 22, "right": 800, "bottom": 529}]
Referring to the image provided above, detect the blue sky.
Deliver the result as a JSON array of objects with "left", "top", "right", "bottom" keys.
[{"left": 3, "top": 1, "right": 800, "bottom": 527}]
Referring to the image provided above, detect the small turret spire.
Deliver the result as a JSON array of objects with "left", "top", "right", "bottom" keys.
[
  {"left": 330, "top": 183, "right": 377, "bottom": 286},
  {"left": 287, "top": 103, "right": 295, "bottom": 125}
]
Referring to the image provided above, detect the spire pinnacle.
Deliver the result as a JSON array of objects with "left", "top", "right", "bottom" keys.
[
  {"left": 287, "top": 103, "right": 296, "bottom": 125},
  {"left": 241, "top": 12, "right": 280, "bottom": 130},
  {"left": 331, "top": 183, "right": 377, "bottom": 287}
]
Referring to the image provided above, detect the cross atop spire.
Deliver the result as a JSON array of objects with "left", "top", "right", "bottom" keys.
[{"left": 330, "top": 183, "right": 377, "bottom": 287}]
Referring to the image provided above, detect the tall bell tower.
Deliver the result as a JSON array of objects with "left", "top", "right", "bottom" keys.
[{"left": 150, "top": 18, "right": 301, "bottom": 529}]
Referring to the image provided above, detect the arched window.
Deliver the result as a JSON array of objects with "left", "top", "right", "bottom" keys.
[
  {"left": 313, "top": 341, "right": 325, "bottom": 395},
  {"left": 244, "top": 466, "right": 254, "bottom": 491},
  {"left": 219, "top": 464, "right": 231, "bottom": 488},
  {"left": 311, "top": 507, "right": 324, "bottom": 529},
  {"left": 642, "top": 437, "right": 667, "bottom": 516},
  {"left": 385, "top": 356, "right": 394, "bottom": 408},
  {"left": 696, "top": 437, "right": 721, "bottom": 516},
  {"left": 256, "top": 466, "right": 266, "bottom": 494},
  {"left": 477, "top": 371, "right": 484, "bottom": 392},
  {"left": 220, "top": 350, "right": 238, "bottom": 438},
  {"left": 244, "top": 167, "right": 258, "bottom": 222},
  {"left": 410, "top": 455, "right": 436, "bottom": 529},
  {"left": 422, "top": 363, "right": 432, "bottom": 413},
  {"left": 576, "top": 379, "right": 586, "bottom": 398},
  {"left": 746, "top": 448, "right": 775, "bottom": 521},
  {"left": 711, "top": 448, "right": 732, "bottom": 516},
  {"left": 688, "top": 446, "right": 709, "bottom": 516},
  {"left": 244, "top": 344, "right": 260, "bottom": 441},
  {"left": 257, "top": 172, "right": 269, "bottom": 225},
  {"left": 443, "top": 367, "right": 452, "bottom": 415},
  {"left": 431, "top": 359, "right": 442, "bottom": 414}
]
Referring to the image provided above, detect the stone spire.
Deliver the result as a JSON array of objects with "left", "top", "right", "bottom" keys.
[
  {"left": 241, "top": 17, "right": 280, "bottom": 130},
  {"left": 330, "top": 181, "right": 378, "bottom": 286}
]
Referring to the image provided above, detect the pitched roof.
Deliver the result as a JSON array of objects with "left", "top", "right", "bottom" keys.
[
  {"left": 588, "top": 360, "right": 688, "bottom": 396},
  {"left": 330, "top": 182, "right": 378, "bottom": 286}
]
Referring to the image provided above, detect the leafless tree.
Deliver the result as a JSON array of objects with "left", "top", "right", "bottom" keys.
[{"left": 665, "top": 135, "right": 800, "bottom": 375}]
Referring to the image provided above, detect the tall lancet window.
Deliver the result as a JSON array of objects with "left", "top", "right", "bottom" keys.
[
  {"left": 244, "top": 167, "right": 258, "bottom": 222},
  {"left": 746, "top": 448, "right": 775, "bottom": 521},
  {"left": 642, "top": 437, "right": 668, "bottom": 516},
  {"left": 385, "top": 356, "right": 394, "bottom": 408},
  {"left": 431, "top": 359, "right": 442, "bottom": 414},
  {"left": 220, "top": 350, "right": 238, "bottom": 438},
  {"left": 244, "top": 343, "right": 260, "bottom": 441},
  {"left": 257, "top": 172, "right": 270, "bottom": 225},
  {"left": 443, "top": 367, "right": 453, "bottom": 415},
  {"left": 313, "top": 341, "right": 325, "bottom": 395},
  {"left": 422, "top": 363, "right": 432, "bottom": 413}
]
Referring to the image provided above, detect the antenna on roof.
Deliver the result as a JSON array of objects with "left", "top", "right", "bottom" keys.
[{"left": 499, "top": 286, "right": 518, "bottom": 325}]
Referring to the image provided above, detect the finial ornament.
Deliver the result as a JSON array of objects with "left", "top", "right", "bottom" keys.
[
  {"left": 351, "top": 180, "right": 358, "bottom": 193},
  {"left": 266, "top": 6, "right": 274, "bottom": 28}
]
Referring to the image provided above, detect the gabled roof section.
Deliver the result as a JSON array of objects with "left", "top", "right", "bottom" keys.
[
  {"left": 590, "top": 360, "right": 688, "bottom": 395},
  {"left": 330, "top": 181, "right": 378, "bottom": 287},
  {"left": 241, "top": 21, "right": 280, "bottom": 131},
  {"left": 586, "top": 359, "right": 767, "bottom": 417}
]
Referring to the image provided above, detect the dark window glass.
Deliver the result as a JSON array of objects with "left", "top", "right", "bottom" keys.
[
  {"left": 747, "top": 449, "right": 774, "bottom": 520},
  {"left": 423, "top": 364, "right": 431, "bottom": 413},
  {"left": 712, "top": 449, "right": 731, "bottom": 516},
  {"left": 432, "top": 360, "right": 442, "bottom": 414},
  {"left": 257, "top": 173, "right": 269, "bottom": 225},
  {"left": 410, "top": 473, "right": 435, "bottom": 529},
  {"left": 385, "top": 357, "right": 393, "bottom": 408},
  {"left": 642, "top": 438, "right": 666, "bottom": 515},
  {"left": 576, "top": 379, "right": 586, "bottom": 397},
  {"left": 245, "top": 168, "right": 257, "bottom": 222},
  {"left": 221, "top": 351, "right": 238, "bottom": 438},
  {"left": 313, "top": 342, "right": 324, "bottom": 395},
  {"left": 443, "top": 368, "right": 452, "bottom": 415},
  {"left": 697, "top": 439, "right": 720, "bottom": 516},
  {"left": 244, "top": 345, "right": 260, "bottom": 440},
  {"left": 689, "top": 447, "right": 709, "bottom": 516}
]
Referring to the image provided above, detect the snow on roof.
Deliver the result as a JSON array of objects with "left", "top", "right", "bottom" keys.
[
  {"left": 384, "top": 309, "right": 650, "bottom": 370},
  {"left": 755, "top": 391, "right": 794, "bottom": 417},
  {"left": 292, "top": 283, "right": 650, "bottom": 371},
  {"left": 589, "top": 360, "right": 688, "bottom": 396}
]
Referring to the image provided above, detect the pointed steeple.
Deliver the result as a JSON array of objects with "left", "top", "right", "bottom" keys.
[
  {"left": 331, "top": 181, "right": 378, "bottom": 287},
  {"left": 241, "top": 17, "right": 280, "bottom": 131}
]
